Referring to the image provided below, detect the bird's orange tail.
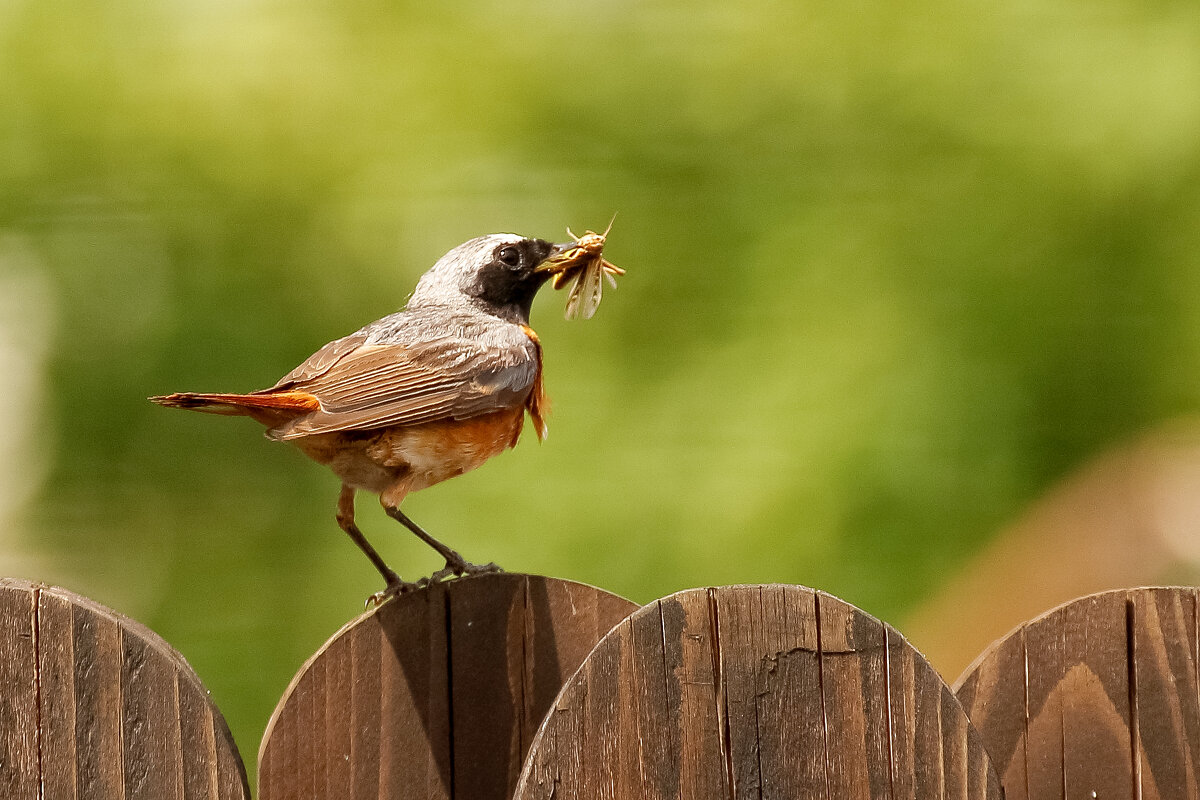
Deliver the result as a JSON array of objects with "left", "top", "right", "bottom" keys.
[{"left": 149, "top": 391, "right": 320, "bottom": 416}]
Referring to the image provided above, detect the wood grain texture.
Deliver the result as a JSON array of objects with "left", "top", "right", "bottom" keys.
[
  {"left": 0, "top": 580, "right": 38, "bottom": 798},
  {"left": 0, "top": 577, "right": 250, "bottom": 800},
  {"left": 257, "top": 572, "right": 637, "bottom": 800},
  {"left": 954, "top": 586, "right": 1200, "bottom": 800},
  {"left": 514, "top": 584, "right": 1002, "bottom": 800}
]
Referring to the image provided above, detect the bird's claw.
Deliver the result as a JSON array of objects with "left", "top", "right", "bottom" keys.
[{"left": 365, "top": 577, "right": 421, "bottom": 609}]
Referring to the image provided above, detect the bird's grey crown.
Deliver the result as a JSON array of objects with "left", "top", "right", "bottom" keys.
[{"left": 408, "top": 233, "right": 525, "bottom": 310}]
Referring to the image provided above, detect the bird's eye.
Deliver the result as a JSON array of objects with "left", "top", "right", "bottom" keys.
[{"left": 497, "top": 246, "right": 522, "bottom": 268}]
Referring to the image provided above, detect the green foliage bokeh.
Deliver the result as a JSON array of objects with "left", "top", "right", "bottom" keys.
[{"left": 2, "top": 0, "right": 1199, "bottom": 764}]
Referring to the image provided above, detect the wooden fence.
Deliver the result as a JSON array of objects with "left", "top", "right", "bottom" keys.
[
  {"left": 2, "top": 574, "right": 1198, "bottom": 798},
  {"left": 0, "top": 578, "right": 247, "bottom": 799}
]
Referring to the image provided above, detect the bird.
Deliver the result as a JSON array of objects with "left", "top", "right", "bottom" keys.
[{"left": 151, "top": 231, "right": 622, "bottom": 601}]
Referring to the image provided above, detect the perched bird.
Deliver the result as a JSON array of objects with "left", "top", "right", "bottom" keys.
[{"left": 151, "top": 231, "right": 622, "bottom": 600}]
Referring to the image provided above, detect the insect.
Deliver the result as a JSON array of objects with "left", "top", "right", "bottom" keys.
[{"left": 540, "top": 219, "right": 625, "bottom": 320}]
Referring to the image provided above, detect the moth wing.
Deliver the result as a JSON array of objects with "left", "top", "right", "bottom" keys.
[
  {"left": 577, "top": 259, "right": 606, "bottom": 320},
  {"left": 564, "top": 259, "right": 605, "bottom": 320},
  {"left": 563, "top": 267, "right": 586, "bottom": 320}
]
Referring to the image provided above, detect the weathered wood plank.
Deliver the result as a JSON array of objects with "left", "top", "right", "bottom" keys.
[
  {"left": 514, "top": 584, "right": 1001, "bottom": 800},
  {"left": 38, "top": 589, "right": 78, "bottom": 800},
  {"left": 1062, "top": 591, "right": 1133, "bottom": 798},
  {"left": 1021, "top": 598, "right": 1067, "bottom": 799},
  {"left": 940, "top": 681, "right": 970, "bottom": 800},
  {"left": 818, "top": 591, "right": 891, "bottom": 799},
  {"left": 714, "top": 585, "right": 765, "bottom": 800},
  {"left": 0, "top": 580, "right": 38, "bottom": 799},
  {"left": 177, "top": 672, "right": 217, "bottom": 800},
  {"left": 624, "top": 600, "right": 677, "bottom": 800},
  {"left": 886, "top": 621, "right": 919, "bottom": 800},
  {"left": 72, "top": 592, "right": 125, "bottom": 799},
  {"left": 373, "top": 588, "right": 451, "bottom": 800},
  {"left": 581, "top": 609, "right": 622, "bottom": 800},
  {"left": 756, "top": 585, "right": 827, "bottom": 799},
  {"left": 350, "top": 618, "right": 383, "bottom": 800},
  {"left": 324, "top": 625, "right": 355, "bottom": 796},
  {"left": 665, "top": 592, "right": 728, "bottom": 800},
  {"left": 912, "top": 646, "right": 948, "bottom": 799},
  {"left": 613, "top": 609, "right": 640, "bottom": 800},
  {"left": 1130, "top": 587, "right": 1200, "bottom": 800},
  {"left": 122, "top": 624, "right": 184, "bottom": 799},
  {"left": 717, "top": 584, "right": 828, "bottom": 798},
  {"left": 258, "top": 573, "right": 637, "bottom": 800},
  {"left": 447, "top": 573, "right": 525, "bottom": 797}
]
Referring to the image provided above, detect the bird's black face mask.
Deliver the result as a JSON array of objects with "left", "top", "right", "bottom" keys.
[{"left": 467, "top": 238, "right": 559, "bottom": 322}]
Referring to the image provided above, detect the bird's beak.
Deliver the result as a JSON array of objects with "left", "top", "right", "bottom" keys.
[{"left": 535, "top": 242, "right": 581, "bottom": 275}]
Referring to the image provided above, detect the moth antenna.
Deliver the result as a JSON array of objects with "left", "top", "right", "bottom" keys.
[{"left": 602, "top": 212, "right": 617, "bottom": 238}]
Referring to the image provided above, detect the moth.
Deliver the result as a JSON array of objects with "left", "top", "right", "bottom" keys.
[{"left": 540, "top": 219, "right": 625, "bottom": 320}]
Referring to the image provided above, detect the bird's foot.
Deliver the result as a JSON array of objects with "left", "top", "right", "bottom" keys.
[
  {"left": 365, "top": 559, "right": 504, "bottom": 603},
  {"left": 459, "top": 560, "right": 503, "bottom": 576},
  {"left": 365, "top": 575, "right": 422, "bottom": 608},
  {"left": 423, "top": 559, "right": 504, "bottom": 585}
]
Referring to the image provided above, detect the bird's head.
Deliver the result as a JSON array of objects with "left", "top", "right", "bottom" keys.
[{"left": 408, "top": 233, "right": 573, "bottom": 324}]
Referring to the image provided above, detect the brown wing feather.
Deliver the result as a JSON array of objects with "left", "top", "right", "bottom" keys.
[
  {"left": 264, "top": 332, "right": 369, "bottom": 390},
  {"left": 265, "top": 338, "right": 539, "bottom": 441}
]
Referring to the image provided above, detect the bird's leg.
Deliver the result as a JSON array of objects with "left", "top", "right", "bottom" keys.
[
  {"left": 381, "top": 503, "right": 502, "bottom": 582},
  {"left": 336, "top": 485, "right": 416, "bottom": 603}
]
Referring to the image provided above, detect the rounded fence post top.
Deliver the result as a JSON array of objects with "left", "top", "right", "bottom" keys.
[
  {"left": 955, "top": 585, "right": 1200, "bottom": 799},
  {"left": 516, "top": 583, "right": 1002, "bottom": 800},
  {"left": 257, "top": 571, "right": 638, "bottom": 800},
  {"left": 0, "top": 577, "right": 250, "bottom": 799}
]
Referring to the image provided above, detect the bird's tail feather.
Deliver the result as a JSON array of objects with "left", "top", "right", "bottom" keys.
[{"left": 149, "top": 391, "right": 320, "bottom": 416}]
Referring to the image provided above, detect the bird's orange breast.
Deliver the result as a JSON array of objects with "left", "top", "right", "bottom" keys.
[
  {"left": 293, "top": 406, "right": 528, "bottom": 504},
  {"left": 370, "top": 406, "right": 527, "bottom": 488}
]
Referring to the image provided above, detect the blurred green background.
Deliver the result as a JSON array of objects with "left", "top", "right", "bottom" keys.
[{"left": 3, "top": 0, "right": 1200, "bottom": 769}]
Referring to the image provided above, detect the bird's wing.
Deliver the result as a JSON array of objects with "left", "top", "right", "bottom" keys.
[
  {"left": 265, "top": 333, "right": 539, "bottom": 441},
  {"left": 267, "top": 332, "right": 370, "bottom": 388}
]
